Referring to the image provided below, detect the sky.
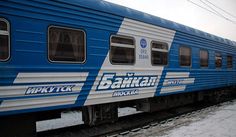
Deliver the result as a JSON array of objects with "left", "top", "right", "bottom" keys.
[{"left": 104, "top": 0, "right": 236, "bottom": 41}]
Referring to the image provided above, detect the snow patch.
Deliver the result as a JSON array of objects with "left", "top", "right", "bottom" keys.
[{"left": 37, "top": 107, "right": 140, "bottom": 132}]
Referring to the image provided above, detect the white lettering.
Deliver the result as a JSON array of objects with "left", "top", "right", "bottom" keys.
[
  {"left": 98, "top": 74, "right": 114, "bottom": 90},
  {"left": 97, "top": 73, "right": 158, "bottom": 91},
  {"left": 25, "top": 87, "right": 36, "bottom": 94},
  {"left": 121, "top": 77, "right": 133, "bottom": 88},
  {"left": 111, "top": 78, "right": 123, "bottom": 89},
  {"left": 140, "top": 77, "right": 149, "bottom": 87},
  {"left": 131, "top": 77, "right": 142, "bottom": 87},
  {"left": 112, "top": 89, "right": 139, "bottom": 97},
  {"left": 25, "top": 85, "right": 75, "bottom": 95},
  {"left": 149, "top": 77, "right": 158, "bottom": 86}
]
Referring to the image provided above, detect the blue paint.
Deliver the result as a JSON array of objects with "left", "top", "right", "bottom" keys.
[
  {"left": 155, "top": 69, "right": 167, "bottom": 96},
  {"left": 140, "top": 38, "right": 147, "bottom": 48},
  {"left": 0, "top": 0, "right": 236, "bottom": 117}
]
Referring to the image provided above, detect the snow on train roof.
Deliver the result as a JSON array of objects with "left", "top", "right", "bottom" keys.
[{"left": 58, "top": 0, "right": 234, "bottom": 45}]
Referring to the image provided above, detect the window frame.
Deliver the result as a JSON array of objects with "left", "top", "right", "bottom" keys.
[
  {"left": 179, "top": 46, "right": 192, "bottom": 67},
  {"left": 47, "top": 25, "right": 86, "bottom": 64},
  {"left": 151, "top": 41, "right": 169, "bottom": 66},
  {"left": 199, "top": 49, "right": 209, "bottom": 68},
  {"left": 227, "top": 55, "right": 233, "bottom": 69},
  {"left": 0, "top": 18, "right": 10, "bottom": 62},
  {"left": 215, "top": 52, "right": 222, "bottom": 69},
  {"left": 109, "top": 35, "right": 136, "bottom": 65}
]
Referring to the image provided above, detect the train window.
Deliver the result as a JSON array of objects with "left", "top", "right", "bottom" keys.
[
  {"left": 110, "top": 35, "right": 135, "bottom": 65},
  {"left": 48, "top": 26, "right": 85, "bottom": 63},
  {"left": 215, "top": 53, "right": 222, "bottom": 68},
  {"left": 151, "top": 41, "right": 168, "bottom": 65},
  {"left": 200, "top": 49, "right": 208, "bottom": 67},
  {"left": 227, "top": 55, "right": 233, "bottom": 68},
  {"left": 179, "top": 46, "right": 191, "bottom": 67},
  {"left": 0, "top": 18, "right": 10, "bottom": 61}
]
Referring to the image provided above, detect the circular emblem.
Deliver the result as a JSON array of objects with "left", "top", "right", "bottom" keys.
[{"left": 140, "top": 38, "right": 147, "bottom": 48}]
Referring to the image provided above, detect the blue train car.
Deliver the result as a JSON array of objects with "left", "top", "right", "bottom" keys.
[{"left": 0, "top": 0, "right": 236, "bottom": 136}]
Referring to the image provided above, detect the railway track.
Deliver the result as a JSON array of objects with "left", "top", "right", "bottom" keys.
[
  {"left": 111, "top": 99, "right": 236, "bottom": 137},
  {"left": 37, "top": 95, "right": 236, "bottom": 137}
]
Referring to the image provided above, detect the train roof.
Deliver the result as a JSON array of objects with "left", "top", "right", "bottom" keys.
[{"left": 58, "top": 0, "right": 235, "bottom": 46}]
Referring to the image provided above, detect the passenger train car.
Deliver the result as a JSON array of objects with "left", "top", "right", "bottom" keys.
[{"left": 0, "top": 0, "right": 236, "bottom": 136}]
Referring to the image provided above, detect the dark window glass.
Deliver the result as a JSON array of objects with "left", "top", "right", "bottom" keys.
[
  {"left": 200, "top": 50, "right": 208, "bottom": 67},
  {"left": 111, "top": 36, "right": 134, "bottom": 45},
  {"left": 179, "top": 46, "right": 191, "bottom": 67},
  {"left": 151, "top": 42, "right": 168, "bottom": 65},
  {"left": 48, "top": 27, "right": 85, "bottom": 63},
  {"left": 0, "top": 20, "right": 7, "bottom": 31},
  {"left": 152, "top": 42, "right": 168, "bottom": 50},
  {"left": 227, "top": 55, "right": 233, "bottom": 68},
  {"left": 0, "top": 19, "right": 10, "bottom": 61},
  {"left": 110, "top": 35, "right": 135, "bottom": 64},
  {"left": 215, "top": 53, "right": 222, "bottom": 68}
]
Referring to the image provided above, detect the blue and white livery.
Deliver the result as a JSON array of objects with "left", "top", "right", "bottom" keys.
[{"left": 0, "top": 0, "right": 236, "bottom": 117}]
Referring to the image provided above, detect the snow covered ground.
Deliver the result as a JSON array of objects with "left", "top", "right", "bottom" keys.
[
  {"left": 36, "top": 110, "right": 83, "bottom": 132},
  {"left": 161, "top": 100, "right": 236, "bottom": 137},
  {"left": 37, "top": 107, "right": 140, "bottom": 132},
  {"left": 128, "top": 100, "right": 236, "bottom": 137},
  {"left": 37, "top": 100, "right": 236, "bottom": 137}
]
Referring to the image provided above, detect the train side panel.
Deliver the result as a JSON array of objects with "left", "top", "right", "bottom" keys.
[
  {"left": 0, "top": 0, "right": 123, "bottom": 116},
  {"left": 0, "top": 0, "right": 236, "bottom": 116}
]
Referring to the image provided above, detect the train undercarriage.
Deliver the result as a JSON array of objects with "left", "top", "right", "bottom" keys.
[{"left": 0, "top": 86, "right": 235, "bottom": 137}]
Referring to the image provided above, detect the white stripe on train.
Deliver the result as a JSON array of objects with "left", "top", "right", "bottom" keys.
[
  {"left": 13, "top": 72, "right": 88, "bottom": 84},
  {"left": 0, "top": 72, "right": 88, "bottom": 112},
  {"left": 84, "top": 18, "right": 176, "bottom": 106}
]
